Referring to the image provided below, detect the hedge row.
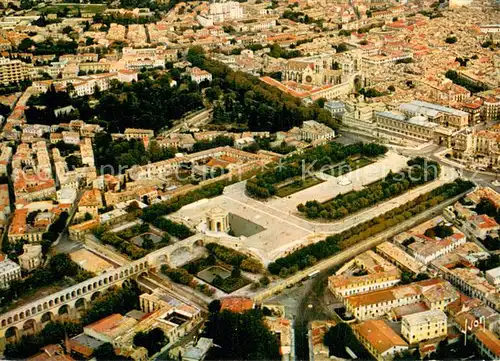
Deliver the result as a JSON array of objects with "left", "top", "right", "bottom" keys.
[
  {"left": 298, "top": 157, "right": 441, "bottom": 220},
  {"left": 246, "top": 142, "right": 387, "bottom": 198},
  {"left": 268, "top": 178, "right": 474, "bottom": 277},
  {"left": 206, "top": 243, "right": 263, "bottom": 273}
]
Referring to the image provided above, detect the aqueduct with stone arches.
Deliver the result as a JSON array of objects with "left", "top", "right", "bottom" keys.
[
  {"left": 146, "top": 235, "right": 205, "bottom": 266},
  {"left": 0, "top": 258, "right": 149, "bottom": 350},
  {"left": 0, "top": 233, "right": 266, "bottom": 350}
]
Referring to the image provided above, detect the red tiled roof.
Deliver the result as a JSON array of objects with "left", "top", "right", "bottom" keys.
[
  {"left": 220, "top": 297, "right": 254, "bottom": 313},
  {"left": 474, "top": 329, "right": 500, "bottom": 357}
]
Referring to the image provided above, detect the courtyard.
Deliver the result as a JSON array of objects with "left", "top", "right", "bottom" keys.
[
  {"left": 171, "top": 195, "right": 312, "bottom": 263},
  {"left": 130, "top": 232, "right": 163, "bottom": 247},
  {"left": 197, "top": 266, "right": 231, "bottom": 283},
  {"left": 197, "top": 265, "right": 251, "bottom": 293},
  {"left": 264, "top": 150, "right": 409, "bottom": 214},
  {"left": 168, "top": 150, "right": 458, "bottom": 264}
]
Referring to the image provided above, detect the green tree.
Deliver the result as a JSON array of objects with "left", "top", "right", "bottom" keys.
[
  {"left": 62, "top": 26, "right": 73, "bottom": 34},
  {"left": 93, "top": 343, "right": 121, "bottom": 360},
  {"left": 133, "top": 328, "right": 167, "bottom": 356},
  {"left": 204, "top": 309, "right": 280, "bottom": 360},
  {"left": 323, "top": 323, "right": 366, "bottom": 358},
  {"left": 231, "top": 267, "right": 241, "bottom": 278},
  {"left": 259, "top": 275, "right": 270, "bottom": 286},
  {"left": 20, "top": 0, "right": 33, "bottom": 9},
  {"left": 66, "top": 154, "right": 82, "bottom": 169},
  {"left": 187, "top": 46, "right": 206, "bottom": 67},
  {"left": 394, "top": 350, "right": 416, "bottom": 360},
  {"left": 209, "top": 299, "right": 222, "bottom": 313},
  {"left": 475, "top": 198, "right": 498, "bottom": 219},
  {"left": 49, "top": 254, "right": 79, "bottom": 279},
  {"left": 0, "top": 103, "right": 11, "bottom": 117},
  {"left": 445, "top": 36, "right": 457, "bottom": 44},
  {"left": 18, "top": 38, "right": 35, "bottom": 52},
  {"left": 82, "top": 280, "right": 141, "bottom": 325},
  {"left": 241, "top": 258, "right": 263, "bottom": 273},
  {"left": 4, "top": 321, "right": 82, "bottom": 359},
  {"left": 142, "top": 235, "right": 154, "bottom": 250}
]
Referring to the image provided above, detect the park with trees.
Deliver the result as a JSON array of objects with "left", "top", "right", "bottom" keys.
[
  {"left": 268, "top": 178, "right": 474, "bottom": 277},
  {"left": 203, "top": 302, "right": 281, "bottom": 360},
  {"left": 94, "top": 217, "right": 191, "bottom": 260},
  {"left": 246, "top": 142, "right": 387, "bottom": 199},
  {"left": 298, "top": 157, "right": 441, "bottom": 220},
  {"left": 187, "top": 46, "right": 333, "bottom": 132},
  {"left": 25, "top": 46, "right": 332, "bottom": 136},
  {"left": 160, "top": 265, "right": 216, "bottom": 296},
  {"left": 205, "top": 243, "right": 263, "bottom": 272},
  {"left": 24, "top": 70, "right": 204, "bottom": 133}
]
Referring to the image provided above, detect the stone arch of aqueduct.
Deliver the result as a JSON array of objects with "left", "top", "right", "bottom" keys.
[
  {"left": 0, "top": 259, "right": 149, "bottom": 349},
  {"left": 0, "top": 234, "right": 262, "bottom": 349}
]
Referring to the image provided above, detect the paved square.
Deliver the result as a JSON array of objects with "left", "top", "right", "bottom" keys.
[{"left": 168, "top": 151, "right": 458, "bottom": 264}]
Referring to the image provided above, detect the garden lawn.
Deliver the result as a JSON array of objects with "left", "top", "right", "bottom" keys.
[
  {"left": 276, "top": 176, "right": 324, "bottom": 198},
  {"left": 327, "top": 156, "right": 373, "bottom": 177}
]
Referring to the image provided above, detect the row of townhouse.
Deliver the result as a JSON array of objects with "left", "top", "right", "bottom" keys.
[{"left": 344, "top": 279, "right": 459, "bottom": 321}]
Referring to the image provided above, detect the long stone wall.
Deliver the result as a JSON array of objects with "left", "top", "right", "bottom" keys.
[{"left": 0, "top": 258, "right": 149, "bottom": 349}]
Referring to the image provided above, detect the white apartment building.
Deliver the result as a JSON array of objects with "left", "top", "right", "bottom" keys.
[
  {"left": 298, "top": 120, "right": 336, "bottom": 143},
  {"left": 342, "top": 99, "right": 386, "bottom": 136},
  {"left": 330, "top": 250, "right": 401, "bottom": 299},
  {"left": 62, "top": 131, "right": 80, "bottom": 145},
  {"left": 486, "top": 267, "right": 500, "bottom": 290},
  {"left": 401, "top": 309, "right": 447, "bottom": 344},
  {"left": 18, "top": 243, "right": 43, "bottom": 272},
  {"left": 33, "top": 72, "right": 136, "bottom": 98},
  {"left": 375, "top": 111, "right": 438, "bottom": 143},
  {"left": 438, "top": 266, "right": 499, "bottom": 310},
  {"left": 0, "top": 143, "right": 12, "bottom": 177},
  {"left": 452, "top": 128, "right": 500, "bottom": 170},
  {"left": 362, "top": 52, "right": 413, "bottom": 67},
  {"left": 481, "top": 96, "right": 499, "bottom": 122},
  {"left": 449, "top": 0, "right": 473, "bottom": 8},
  {"left": 399, "top": 100, "right": 469, "bottom": 129},
  {"left": 0, "top": 184, "right": 11, "bottom": 227},
  {"left": 376, "top": 242, "right": 427, "bottom": 275},
  {"left": 209, "top": 1, "right": 243, "bottom": 23},
  {"left": 0, "top": 255, "right": 21, "bottom": 289},
  {"left": 123, "top": 128, "right": 154, "bottom": 141},
  {"left": 0, "top": 57, "right": 31, "bottom": 84},
  {"left": 80, "top": 138, "right": 95, "bottom": 168}
]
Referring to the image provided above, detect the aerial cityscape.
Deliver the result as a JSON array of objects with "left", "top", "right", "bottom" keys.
[{"left": 0, "top": 0, "right": 497, "bottom": 359}]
